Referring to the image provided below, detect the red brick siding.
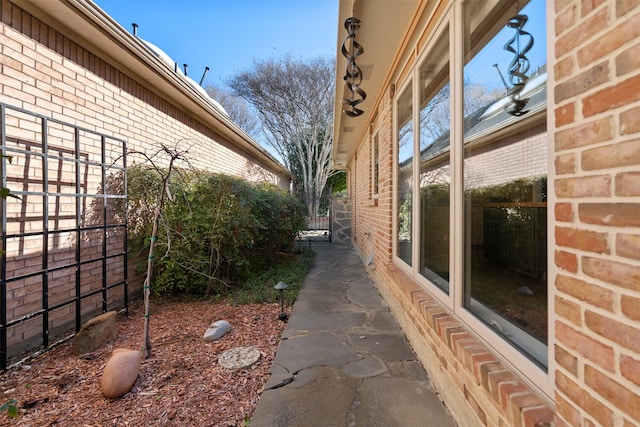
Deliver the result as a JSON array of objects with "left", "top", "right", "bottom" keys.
[
  {"left": 0, "top": 0, "right": 282, "bottom": 182},
  {"left": 553, "top": 0, "right": 640, "bottom": 426},
  {"left": 345, "top": 0, "right": 640, "bottom": 425},
  {"left": 0, "top": 1, "right": 287, "bottom": 359}
]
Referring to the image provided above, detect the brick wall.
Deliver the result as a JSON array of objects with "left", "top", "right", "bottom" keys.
[
  {"left": 351, "top": 84, "right": 394, "bottom": 266},
  {"left": 0, "top": 0, "right": 289, "bottom": 363},
  {"left": 552, "top": 0, "right": 640, "bottom": 425},
  {"left": 0, "top": 0, "right": 284, "bottom": 184},
  {"left": 465, "top": 125, "right": 548, "bottom": 189}
]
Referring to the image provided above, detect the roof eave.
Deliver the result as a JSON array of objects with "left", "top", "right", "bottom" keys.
[{"left": 333, "top": 0, "right": 418, "bottom": 170}]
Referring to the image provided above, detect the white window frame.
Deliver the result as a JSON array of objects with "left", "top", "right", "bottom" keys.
[
  {"left": 371, "top": 130, "right": 380, "bottom": 202},
  {"left": 393, "top": 76, "right": 416, "bottom": 274},
  {"left": 392, "top": 0, "right": 553, "bottom": 399}
]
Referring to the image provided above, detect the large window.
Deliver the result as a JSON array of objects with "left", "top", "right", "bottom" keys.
[
  {"left": 371, "top": 132, "right": 379, "bottom": 199},
  {"left": 394, "top": 0, "right": 548, "bottom": 381},
  {"left": 397, "top": 82, "right": 413, "bottom": 266},
  {"left": 419, "top": 27, "right": 450, "bottom": 293},
  {"left": 463, "top": 0, "right": 547, "bottom": 368}
]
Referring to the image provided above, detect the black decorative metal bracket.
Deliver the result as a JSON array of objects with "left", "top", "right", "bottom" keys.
[
  {"left": 504, "top": 14, "right": 533, "bottom": 116},
  {"left": 341, "top": 17, "right": 366, "bottom": 117}
]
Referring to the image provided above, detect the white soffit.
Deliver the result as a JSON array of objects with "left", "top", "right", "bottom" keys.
[{"left": 333, "top": 0, "right": 418, "bottom": 169}]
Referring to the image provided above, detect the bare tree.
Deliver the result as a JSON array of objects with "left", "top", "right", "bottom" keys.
[
  {"left": 227, "top": 55, "right": 335, "bottom": 217},
  {"left": 204, "top": 84, "right": 260, "bottom": 139},
  {"left": 128, "top": 142, "right": 192, "bottom": 359}
]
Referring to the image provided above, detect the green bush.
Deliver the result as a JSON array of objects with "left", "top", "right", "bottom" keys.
[
  {"left": 229, "top": 246, "right": 313, "bottom": 305},
  {"left": 127, "top": 166, "right": 306, "bottom": 296}
]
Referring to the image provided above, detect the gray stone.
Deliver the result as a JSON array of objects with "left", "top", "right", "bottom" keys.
[
  {"left": 250, "top": 243, "right": 456, "bottom": 427},
  {"left": 347, "top": 332, "right": 417, "bottom": 361},
  {"left": 72, "top": 311, "right": 117, "bottom": 355},
  {"left": 203, "top": 320, "right": 231, "bottom": 341},
  {"left": 218, "top": 346, "right": 261, "bottom": 370},
  {"left": 252, "top": 366, "right": 357, "bottom": 427},
  {"left": 341, "top": 355, "right": 388, "bottom": 378},
  {"left": 355, "top": 377, "right": 455, "bottom": 426},
  {"left": 286, "top": 312, "right": 367, "bottom": 332},
  {"left": 267, "top": 331, "right": 359, "bottom": 374},
  {"left": 101, "top": 348, "right": 142, "bottom": 399}
]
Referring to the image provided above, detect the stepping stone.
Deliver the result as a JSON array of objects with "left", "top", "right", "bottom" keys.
[{"left": 218, "top": 346, "right": 261, "bottom": 370}]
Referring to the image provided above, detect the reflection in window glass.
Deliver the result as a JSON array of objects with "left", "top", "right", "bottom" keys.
[
  {"left": 462, "top": 0, "right": 548, "bottom": 367},
  {"left": 397, "top": 83, "right": 413, "bottom": 266},
  {"left": 372, "top": 133, "right": 379, "bottom": 196},
  {"left": 419, "top": 28, "right": 450, "bottom": 293}
]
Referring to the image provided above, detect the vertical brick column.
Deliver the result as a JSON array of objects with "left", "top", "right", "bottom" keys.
[{"left": 552, "top": 0, "right": 640, "bottom": 425}]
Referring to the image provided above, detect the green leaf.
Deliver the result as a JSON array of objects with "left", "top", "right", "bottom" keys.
[
  {"left": 7, "top": 404, "right": 18, "bottom": 418},
  {"left": 0, "top": 187, "right": 21, "bottom": 201},
  {"left": 0, "top": 187, "right": 10, "bottom": 199},
  {"left": 1, "top": 399, "right": 18, "bottom": 418}
]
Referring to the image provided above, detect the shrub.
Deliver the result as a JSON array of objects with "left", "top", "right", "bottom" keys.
[{"left": 127, "top": 166, "right": 306, "bottom": 296}]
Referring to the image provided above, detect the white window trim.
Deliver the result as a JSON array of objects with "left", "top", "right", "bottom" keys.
[
  {"left": 371, "top": 130, "right": 379, "bottom": 201},
  {"left": 414, "top": 13, "right": 455, "bottom": 308},
  {"left": 391, "top": 0, "right": 553, "bottom": 400},
  {"left": 392, "top": 73, "right": 415, "bottom": 273}
]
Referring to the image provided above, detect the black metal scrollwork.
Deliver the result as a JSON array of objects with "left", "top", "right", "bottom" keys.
[
  {"left": 341, "top": 17, "right": 366, "bottom": 117},
  {"left": 504, "top": 14, "right": 534, "bottom": 116}
]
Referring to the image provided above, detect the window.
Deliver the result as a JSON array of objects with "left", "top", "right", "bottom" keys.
[
  {"left": 371, "top": 132, "right": 379, "bottom": 199},
  {"left": 419, "top": 26, "right": 450, "bottom": 293},
  {"left": 463, "top": 0, "right": 548, "bottom": 368},
  {"left": 396, "top": 81, "right": 414, "bottom": 266},
  {"left": 393, "top": 0, "right": 548, "bottom": 386}
]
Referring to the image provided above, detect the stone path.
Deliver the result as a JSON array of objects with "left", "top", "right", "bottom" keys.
[{"left": 251, "top": 243, "right": 457, "bottom": 427}]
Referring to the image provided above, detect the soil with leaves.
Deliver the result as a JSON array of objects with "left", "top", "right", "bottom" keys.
[{"left": 0, "top": 298, "right": 286, "bottom": 426}]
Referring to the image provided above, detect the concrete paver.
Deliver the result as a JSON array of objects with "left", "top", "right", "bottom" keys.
[{"left": 251, "top": 243, "right": 457, "bottom": 427}]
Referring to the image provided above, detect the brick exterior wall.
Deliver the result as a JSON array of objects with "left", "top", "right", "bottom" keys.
[
  {"left": 0, "top": 0, "right": 285, "bottom": 184},
  {"left": 0, "top": 0, "right": 289, "bottom": 362},
  {"left": 342, "top": 1, "right": 640, "bottom": 426},
  {"left": 552, "top": 0, "right": 640, "bottom": 425},
  {"left": 351, "top": 86, "right": 394, "bottom": 266}
]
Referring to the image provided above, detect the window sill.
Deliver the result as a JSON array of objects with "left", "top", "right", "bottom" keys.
[{"left": 385, "top": 263, "right": 554, "bottom": 426}]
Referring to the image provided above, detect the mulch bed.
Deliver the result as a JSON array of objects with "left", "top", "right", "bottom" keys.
[{"left": 0, "top": 299, "right": 286, "bottom": 426}]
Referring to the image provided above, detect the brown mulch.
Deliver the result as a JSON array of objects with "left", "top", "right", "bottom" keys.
[{"left": 0, "top": 299, "right": 287, "bottom": 426}]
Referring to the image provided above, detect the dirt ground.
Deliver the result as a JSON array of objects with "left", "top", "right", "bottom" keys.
[{"left": 0, "top": 298, "right": 287, "bottom": 426}]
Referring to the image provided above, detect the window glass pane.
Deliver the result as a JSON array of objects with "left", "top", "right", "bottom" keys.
[
  {"left": 419, "top": 28, "right": 450, "bottom": 293},
  {"left": 397, "top": 83, "right": 413, "bottom": 266},
  {"left": 462, "top": 0, "right": 548, "bottom": 368},
  {"left": 372, "top": 133, "right": 379, "bottom": 196}
]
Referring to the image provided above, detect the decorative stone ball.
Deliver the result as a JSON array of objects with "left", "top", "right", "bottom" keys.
[{"left": 101, "top": 348, "right": 142, "bottom": 399}]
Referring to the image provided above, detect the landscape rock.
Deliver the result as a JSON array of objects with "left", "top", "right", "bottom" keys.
[
  {"left": 218, "top": 346, "right": 261, "bottom": 370},
  {"left": 101, "top": 348, "right": 142, "bottom": 399},
  {"left": 204, "top": 320, "right": 231, "bottom": 341},
  {"left": 72, "top": 311, "right": 117, "bottom": 355}
]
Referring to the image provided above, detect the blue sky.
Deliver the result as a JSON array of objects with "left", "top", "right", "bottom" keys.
[
  {"left": 93, "top": 0, "right": 339, "bottom": 87},
  {"left": 464, "top": 0, "right": 547, "bottom": 92}
]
